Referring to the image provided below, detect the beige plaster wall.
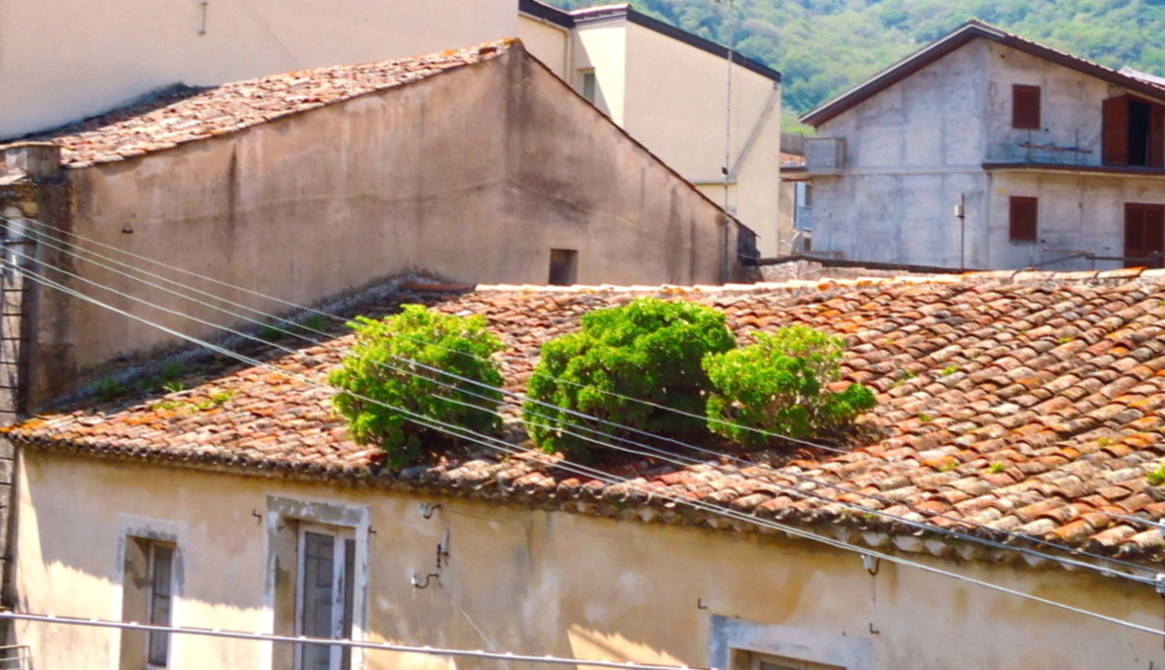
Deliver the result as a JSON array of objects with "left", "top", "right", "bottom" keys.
[
  {"left": 517, "top": 15, "right": 571, "bottom": 79},
  {"left": 28, "top": 47, "right": 741, "bottom": 405},
  {"left": 572, "top": 22, "right": 629, "bottom": 124},
  {"left": 0, "top": 0, "right": 516, "bottom": 138},
  {"left": 15, "top": 450, "right": 1165, "bottom": 670}
]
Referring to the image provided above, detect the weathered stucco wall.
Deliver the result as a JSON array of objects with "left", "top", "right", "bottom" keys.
[
  {"left": 27, "top": 47, "right": 741, "bottom": 405},
  {"left": 0, "top": 0, "right": 516, "bottom": 138},
  {"left": 531, "top": 17, "right": 783, "bottom": 258},
  {"left": 502, "top": 53, "right": 741, "bottom": 290},
  {"left": 16, "top": 451, "right": 1165, "bottom": 670}
]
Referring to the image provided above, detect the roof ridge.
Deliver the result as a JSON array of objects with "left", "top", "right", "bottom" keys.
[
  {"left": 471, "top": 267, "right": 1165, "bottom": 294},
  {"left": 2, "top": 38, "right": 521, "bottom": 167}
]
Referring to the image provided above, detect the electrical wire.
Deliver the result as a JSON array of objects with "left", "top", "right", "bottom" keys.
[
  {"left": 0, "top": 612, "right": 702, "bottom": 669},
  {"left": 7, "top": 256, "right": 1165, "bottom": 640},
  {"left": 4, "top": 215, "right": 846, "bottom": 450},
  {"left": 5, "top": 228, "right": 1160, "bottom": 581},
  {"left": 6, "top": 229, "right": 1160, "bottom": 581}
]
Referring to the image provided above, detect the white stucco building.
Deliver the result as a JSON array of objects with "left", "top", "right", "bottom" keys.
[
  {"left": 519, "top": 1, "right": 785, "bottom": 257},
  {"left": 792, "top": 20, "right": 1165, "bottom": 271}
]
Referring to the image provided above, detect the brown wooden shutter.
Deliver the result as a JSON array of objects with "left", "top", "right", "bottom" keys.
[
  {"left": 1103, "top": 95, "right": 1130, "bottom": 166},
  {"left": 1149, "top": 102, "right": 1165, "bottom": 168},
  {"left": 1012, "top": 85, "right": 1041, "bottom": 129},
  {"left": 1009, "top": 196, "right": 1038, "bottom": 242}
]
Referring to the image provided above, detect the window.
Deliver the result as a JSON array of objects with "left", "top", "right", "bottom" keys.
[
  {"left": 548, "top": 248, "right": 578, "bottom": 285},
  {"left": 267, "top": 497, "right": 368, "bottom": 670},
  {"left": 297, "top": 525, "right": 357, "bottom": 670},
  {"left": 120, "top": 539, "right": 175, "bottom": 669},
  {"left": 746, "top": 653, "right": 844, "bottom": 670},
  {"left": 1012, "top": 85, "right": 1041, "bottom": 130},
  {"left": 709, "top": 615, "right": 871, "bottom": 670},
  {"left": 1009, "top": 195, "right": 1038, "bottom": 242},
  {"left": 580, "top": 70, "right": 597, "bottom": 103},
  {"left": 1103, "top": 94, "right": 1165, "bottom": 167}
]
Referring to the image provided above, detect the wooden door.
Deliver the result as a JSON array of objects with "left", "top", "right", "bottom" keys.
[{"left": 1124, "top": 203, "right": 1165, "bottom": 268}]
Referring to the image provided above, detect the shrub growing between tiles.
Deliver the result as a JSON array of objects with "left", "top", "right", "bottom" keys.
[
  {"left": 329, "top": 305, "right": 505, "bottom": 467},
  {"left": 524, "top": 297, "right": 735, "bottom": 460},
  {"left": 703, "top": 324, "right": 876, "bottom": 446}
]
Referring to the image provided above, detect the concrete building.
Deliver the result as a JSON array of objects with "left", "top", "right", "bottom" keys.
[
  {"left": 6, "top": 271, "right": 1165, "bottom": 669},
  {"left": 793, "top": 20, "right": 1165, "bottom": 271},
  {"left": 0, "top": 41, "right": 753, "bottom": 410},
  {"left": 519, "top": 1, "right": 785, "bottom": 257}
]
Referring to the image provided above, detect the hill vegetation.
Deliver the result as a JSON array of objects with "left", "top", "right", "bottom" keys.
[{"left": 548, "top": 0, "right": 1165, "bottom": 132}]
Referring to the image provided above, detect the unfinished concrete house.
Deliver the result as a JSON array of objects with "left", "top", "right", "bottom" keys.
[
  {"left": 0, "top": 40, "right": 753, "bottom": 409},
  {"left": 791, "top": 20, "right": 1165, "bottom": 271}
]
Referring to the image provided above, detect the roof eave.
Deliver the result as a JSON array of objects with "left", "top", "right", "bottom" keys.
[
  {"left": 801, "top": 20, "right": 1165, "bottom": 128},
  {"left": 801, "top": 22, "right": 998, "bottom": 127}
]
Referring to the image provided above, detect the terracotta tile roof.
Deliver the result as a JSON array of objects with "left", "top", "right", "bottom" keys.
[
  {"left": 10, "top": 270, "right": 1165, "bottom": 564},
  {"left": 2, "top": 40, "right": 515, "bottom": 168}
]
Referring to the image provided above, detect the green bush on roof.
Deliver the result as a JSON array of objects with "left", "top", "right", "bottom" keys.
[{"left": 329, "top": 305, "right": 505, "bottom": 468}]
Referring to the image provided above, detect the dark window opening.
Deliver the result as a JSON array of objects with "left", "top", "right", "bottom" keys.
[
  {"left": 1103, "top": 94, "right": 1165, "bottom": 168},
  {"left": 1009, "top": 196, "right": 1038, "bottom": 242},
  {"left": 1124, "top": 203, "right": 1165, "bottom": 268},
  {"left": 1129, "top": 99, "right": 1152, "bottom": 166},
  {"left": 1012, "top": 85, "right": 1041, "bottom": 130},
  {"left": 548, "top": 249, "right": 578, "bottom": 285}
]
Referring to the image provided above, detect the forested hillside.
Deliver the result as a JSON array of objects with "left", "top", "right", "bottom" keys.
[{"left": 548, "top": 0, "right": 1165, "bottom": 131}]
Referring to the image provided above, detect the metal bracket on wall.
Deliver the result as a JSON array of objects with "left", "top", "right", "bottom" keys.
[{"left": 410, "top": 571, "right": 441, "bottom": 590}]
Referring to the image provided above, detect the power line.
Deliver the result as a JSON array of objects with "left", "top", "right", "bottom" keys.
[
  {"left": 5, "top": 229, "right": 1159, "bottom": 582},
  {"left": 4, "top": 215, "right": 847, "bottom": 451},
  {"left": 6, "top": 229, "right": 1160, "bottom": 581},
  {"left": 0, "top": 612, "right": 703, "bottom": 669},
  {"left": 7, "top": 257, "right": 1165, "bottom": 640}
]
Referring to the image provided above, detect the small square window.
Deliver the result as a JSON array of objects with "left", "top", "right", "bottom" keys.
[
  {"left": 1012, "top": 85, "right": 1041, "bottom": 130},
  {"left": 549, "top": 248, "right": 578, "bottom": 285},
  {"left": 1009, "top": 195, "right": 1038, "bottom": 242}
]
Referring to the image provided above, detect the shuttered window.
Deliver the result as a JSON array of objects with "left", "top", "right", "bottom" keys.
[
  {"left": 1009, "top": 196, "right": 1038, "bottom": 242},
  {"left": 1012, "top": 85, "right": 1041, "bottom": 130}
]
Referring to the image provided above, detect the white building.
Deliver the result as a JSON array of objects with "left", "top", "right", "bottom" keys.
[
  {"left": 519, "top": 1, "right": 785, "bottom": 256},
  {"left": 792, "top": 20, "right": 1165, "bottom": 271}
]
